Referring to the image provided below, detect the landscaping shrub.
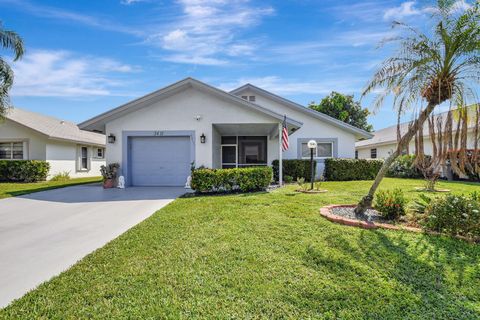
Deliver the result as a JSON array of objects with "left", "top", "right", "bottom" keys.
[
  {"left": 374, "top": 188, "right": 407, "bottom": 220},
  {"left": 386, "top": 155, "right": 422, "bottom": 178},
  {"left": 272, "top": 159, "right": 316, "bottom": 182},
  {"left": 190, "top": 167, "right": 272, "bottom": 193},
  {"left": 422, "top": 192, "right": 480, "bottom": 238},
  {"left": 0, "top": 160, "right": 50, "bottom": 182},
  {"left": 50, "top": 171, "right": 71, "bottom": 182},
  {"left": 284, "top": 175, "right": 293, "bottom": 183},
  {"left": 324, "top": 158, "right": 383, "bottom": 181}
]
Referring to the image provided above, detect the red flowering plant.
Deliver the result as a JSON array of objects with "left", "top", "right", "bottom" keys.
[{"left": 374, "top": 188, "right": 407, "bottom": 220}]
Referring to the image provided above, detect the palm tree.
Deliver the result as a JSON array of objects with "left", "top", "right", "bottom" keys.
[
  {"left": 0, "top": 21, "right": 24, "bottom": 118},
  {"left": 355, "top": 1, "right": 480, "bottom": 215}
]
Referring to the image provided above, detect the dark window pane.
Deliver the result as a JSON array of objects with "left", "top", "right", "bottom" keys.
[
  {"left": 0, "top": 143, "right": 11, "bottom": 159},
  {"left": 81, "top": 147, "right": 88, "bottom": 169},
  {"left": 221, "top": 136, "right": 236, "bottom": 144},
  {"left": 317, "top": 143, "right": 332, "bottom": 157},
  {"left": 222, "top": 146, "right": 236, "bottom": 164},
  {"left": 12, "top": 142, "right": 23, "bottom": 159},
  {"left": 238, "top": 136, "right": 267, "bottom": 165}
]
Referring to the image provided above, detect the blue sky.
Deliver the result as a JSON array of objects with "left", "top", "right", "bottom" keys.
[{"left": 0, "top": 0, "right": 473, "bottom": 130}]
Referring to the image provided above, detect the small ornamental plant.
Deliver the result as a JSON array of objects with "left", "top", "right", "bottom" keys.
[
  {"left": 422, "top": 192, "right": 480, "bottom": 238},
  {"left": 374, "top": 188, "right": 407, "bottom": 220}
]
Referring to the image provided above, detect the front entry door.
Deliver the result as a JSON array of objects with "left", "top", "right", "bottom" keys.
[{"left": 221, "top": 145, "right": 237, "bottom": 168}]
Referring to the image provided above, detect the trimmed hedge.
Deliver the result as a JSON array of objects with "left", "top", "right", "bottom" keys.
[
  {"left": 190, "top": 167, "right": 273, "bottom": 193},
  {"left": 272, "top": 159, "right": 316, "bottom": 182},
  {"left": 324, "top": 158, "right": 383, "bottom": 181},
  {"left": 0, "top": 160, "right": 50, "bottom": 182},
  {"left": 386, "top": 155, "right": 422, "bottom": 178}
]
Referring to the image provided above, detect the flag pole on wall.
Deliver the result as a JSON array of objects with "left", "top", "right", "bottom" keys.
[{"left": 279, "top": 114, "right": 289, "bottom": 186}]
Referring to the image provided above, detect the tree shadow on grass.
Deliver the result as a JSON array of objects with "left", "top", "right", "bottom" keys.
[{"left": 300, "top": 228, "right": 480, "bottom": 319}]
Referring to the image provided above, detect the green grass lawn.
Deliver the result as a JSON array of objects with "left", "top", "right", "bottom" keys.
[
  {"left": 2, "top": 178, "right": 480, "bottom": 319},
  {"left": 0, "top": 176, "right": 102, "bottom": 199}
]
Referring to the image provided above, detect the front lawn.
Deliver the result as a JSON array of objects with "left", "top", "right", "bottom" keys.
[
  {"left": 2, "top": 178, "right": 480, "bottom": 318},
  {"left": 0, "top": 176, "right": 102, "bottom": 199}
]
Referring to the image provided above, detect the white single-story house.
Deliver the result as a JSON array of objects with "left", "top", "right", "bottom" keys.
[
  {"left": 0, "top": 108, "right": 106, "bottom": 179},
  {"left": 79, "top": 77, "right": 372, "bottom": 187},
  {"left": 356, "top": 108, "right": 478, "bottom": 160}
]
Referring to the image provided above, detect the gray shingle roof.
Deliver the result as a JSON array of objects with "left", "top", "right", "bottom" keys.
[{"left": 5, "top": 108, "right": 105, "bottom": 146}]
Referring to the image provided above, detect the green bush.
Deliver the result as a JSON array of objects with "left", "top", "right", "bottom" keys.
[
  {"left": 0, "top": 160, "right": 50, "bottom": 182},
  {"left": 50, "top": 171, "right": 71, "bottom": 182},
  {"left": 324, "top": 158, "right": 383, "bottom": 181},
  {"left": 374, "top": 188, "right": 407, "bottom": 220},
  {"left": 190, "top": 167, "right": 273, "bottom": 193},
  {"left": 272, "top": 159, "right": 316, "bottom": 182},
  {"left": 422, "top": 192, "right": 480, "bottom": 238},
  {"left": 387, "top": 155, "right": 422, "bottom": 178},
  {"left": 284, "top": 175, "right": 293, "bottom": 183}
]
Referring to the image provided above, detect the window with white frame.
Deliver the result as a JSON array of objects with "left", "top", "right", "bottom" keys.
[
  {"left": 0, "top": 142, "right": 23, "bottom": 160},
  {"left": 94, "top": 147, "right": 105, "bottom": 159},
  {"left": 370, "top": 148, "right": 377, "bottom": 159},
  {"left": 80, "top": 146, "right": 88, "bottom": 170},
  {"left": 301, "top": 142, "right": 333, "bottom": 158}
]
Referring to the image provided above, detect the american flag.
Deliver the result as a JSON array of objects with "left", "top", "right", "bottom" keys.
[{"left": 282, "top": 115, "right": 289, "bottom": 151}]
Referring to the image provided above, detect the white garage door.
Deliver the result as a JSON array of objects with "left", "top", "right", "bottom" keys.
[{"left": 130, "top": 136, "right": 191, "bottom": 186}]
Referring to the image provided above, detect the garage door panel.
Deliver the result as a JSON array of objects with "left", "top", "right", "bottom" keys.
[{"left": 130, "top": 136, "right": 191, "bottom": 186}]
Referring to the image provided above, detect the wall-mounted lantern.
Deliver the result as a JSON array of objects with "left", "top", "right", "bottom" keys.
[
  {"left": 200, "top": 133, "right": 206, "bottom": 144},
  {"left": 108, "top": 134, "right": 116, "bottom": 144}
]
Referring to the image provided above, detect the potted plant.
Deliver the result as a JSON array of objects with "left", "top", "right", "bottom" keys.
[{"left": 100, "top": 163, "right": 120, "bottom": 189}]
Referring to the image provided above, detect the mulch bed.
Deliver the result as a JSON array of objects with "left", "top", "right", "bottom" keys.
[{"left": 320, "top": 204, "right": 478, "bottom": 243}]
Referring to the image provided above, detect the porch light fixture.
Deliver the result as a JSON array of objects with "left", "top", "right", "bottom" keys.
[
  {"left": 307, "top": 140, "right": 317, "bottom": 190},
  {"left": 200, "top": 133, "right": 206, "bottom": 144},
  {"left": 108, "top": 134, "right": 116, "bottom": 144}
]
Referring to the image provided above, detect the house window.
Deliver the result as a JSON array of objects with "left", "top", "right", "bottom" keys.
[
  {"left": 370, "top": 148, "right": 377, "bottom": 159},
  {"left": 355, "top": 150, "right": 358, "bottom": 159},
  {"left": 301, "top": 142, "right": 333, "bottom": 159},
  {"left": 241, "top": 96, "right": 248, "bottom": 100},
  {"left": 248, "top": 95, "right": 256, "bottom": 102},
  {"left": 0, "top": 142, "right": 23, "bottom": 160},
  {"left": 94, "top": 147, "right": 105, "bottom": 159},
  {"left": 80, "top": 146, "right": 88, "bottom": 170}
]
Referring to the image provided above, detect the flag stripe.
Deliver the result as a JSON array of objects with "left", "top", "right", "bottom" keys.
[{"left": 282, "top": 115, "right": 289, "bottom": 151}]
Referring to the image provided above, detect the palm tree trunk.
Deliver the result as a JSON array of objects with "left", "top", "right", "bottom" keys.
[{"left": 355, "top": 102, "right": 437, "bottom": 215}]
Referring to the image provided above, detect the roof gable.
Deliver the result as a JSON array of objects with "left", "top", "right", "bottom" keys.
[
  {"left": 79, "top": 78, "right": 303, "bottom": 132},
  {"left": 230, "top": 84, "right": 373, "bottom": 139}
]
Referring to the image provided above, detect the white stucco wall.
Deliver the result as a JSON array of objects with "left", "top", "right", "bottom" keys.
[
  {"left": 235, "top": 89, "right": 358, "bottom": 174},
  {"left": 105, "top": 87, "right": 281, "bottom": 172},
  {"left": 46, "top": 142, "right": 104, "bottom": 179},
  {"left": 0, "top": 119, "right": 48, "bottom": 160},
  {"left": 236, "top": 89, "right": 358, "bottom": 158}
]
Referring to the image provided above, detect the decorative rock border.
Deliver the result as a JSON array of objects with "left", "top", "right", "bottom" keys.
[
  {"left": 320, "top": 204, "right": 478, "bottom": 243},
  {"left": 320, "top": 205, "right": 420, "bottom": 232}
]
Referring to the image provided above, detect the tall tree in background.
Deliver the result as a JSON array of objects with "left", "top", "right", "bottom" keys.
[
  {"left": 355, "top": 1, "right": 479, "bottom": 215},
  {"left": 309, "top": 92, "right": 373, "bottom": 132},
  {"left": 0, "top": 21, "right": 24, "bottom": 118}
]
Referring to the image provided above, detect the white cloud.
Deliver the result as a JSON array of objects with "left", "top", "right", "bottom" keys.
[
  {"left": 10, "top": 50, "right": 140, "bottom": 97},
  {"left": 219, "top": 76, "right": 364, "bottom": 96},
  {"left": 383, "top": 0, "right": 472, "bottom": 21},
  {"left": 146, "top": 0, "right": 274, "bottom": 65},
  {"left": 120, "top": 0, "right": 145, "bottom": 5},
  {"left": 384, "top": 1, "right": 421, "bottom": 20}
]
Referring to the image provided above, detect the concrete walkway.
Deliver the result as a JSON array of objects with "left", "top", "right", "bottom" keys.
[{"left": 0, "top": 184, "right": 186, "bottom": 308}]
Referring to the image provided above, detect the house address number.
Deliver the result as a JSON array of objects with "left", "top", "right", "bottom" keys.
[{"left": 153, "top": 131, "right": 163, "bottom": 136}]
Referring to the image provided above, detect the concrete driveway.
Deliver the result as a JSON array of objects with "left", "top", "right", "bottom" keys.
[{"left": 0, "top": 184, "right": 186, "bottom": 308}]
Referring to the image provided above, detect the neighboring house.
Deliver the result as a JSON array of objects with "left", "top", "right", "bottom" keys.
[
  {"left": 356, "top": 108, "right": 478, "bottom": 160},
  {"left": 0, "top": 108, "right": 106, "bottom": 179},
  {"left": 79, "top": 78, "right": 372, "bottom": 187}
]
